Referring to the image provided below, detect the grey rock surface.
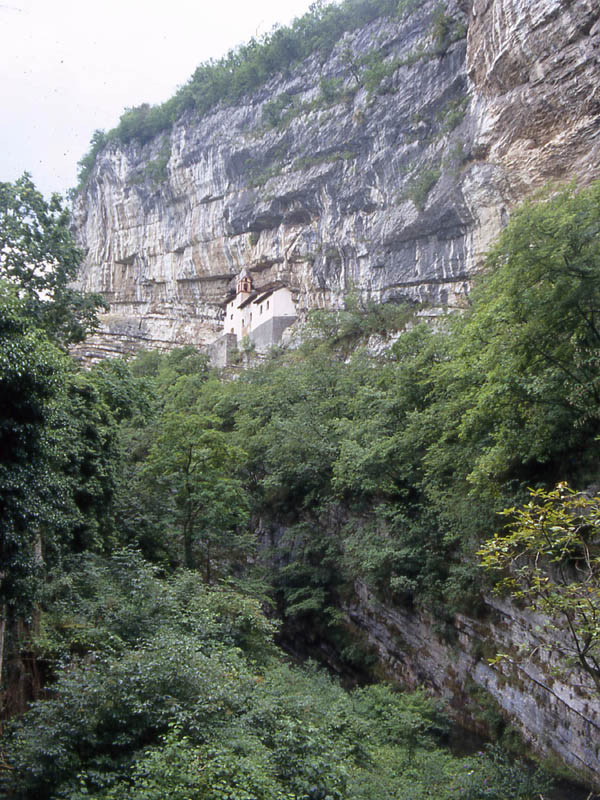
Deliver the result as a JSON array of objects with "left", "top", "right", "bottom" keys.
[
  {"left": 70, "top": 0, "right": 600, "bottom": 778},
  {"left": 72, "top": 0, "right": 600, "bottom": 360},
  {"left": 346, "top": 581, "right": 600, "bottom": 789}
]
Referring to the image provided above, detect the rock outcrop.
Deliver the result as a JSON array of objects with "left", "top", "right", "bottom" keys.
[
  {"left": 345, "top": 582, "right": 600, "bottom": 789},
  {"left": 72, "top": 0, "right": 600, "bottom": 360}
]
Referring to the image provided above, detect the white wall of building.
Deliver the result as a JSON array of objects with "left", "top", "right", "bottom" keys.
[
  {"left": 225, "top": 292, "right": 249, "bottom": 340},
  {"left": 224, "top": 286, "right": 296, "bottom": 341},
  {"left": 253, "top": 288, "right": 296, "bottom": 329}
]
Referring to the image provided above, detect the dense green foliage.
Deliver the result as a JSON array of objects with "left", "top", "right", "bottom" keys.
[
  {"left": 0, "top": 175, "right": 104, "bottom": 345},
  {"left": 107, "top": 182, "right": 600, "bottom": 650},
  {"left": 0, "top": 287, "right": 66, "bottom": 614},
  {"left": 480, "top": 483, "right": 600, "bottom": 689},
  {"left": 2, "top": 552, "right": 550, "bottom": 799},
  {"left": 0, "top": 176, "right": 107, "bottom": 618},
  {"left": 3, "top": 177, "right": 600, "bottom": 796}
]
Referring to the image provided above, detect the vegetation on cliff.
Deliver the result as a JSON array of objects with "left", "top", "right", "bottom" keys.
[
  {"left": 2, "top": 178, "right": 600, "bottom": 796},
  {"left": 480, "top": 483, "right": 600, "bottom": 691},
  {"left": 75, "top": 0, "right": 466, "bottom": 189}
]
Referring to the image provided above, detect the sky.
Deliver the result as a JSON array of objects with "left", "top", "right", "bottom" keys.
[{"left": 0, "top": 0, "right": 316, "bottom": 198}]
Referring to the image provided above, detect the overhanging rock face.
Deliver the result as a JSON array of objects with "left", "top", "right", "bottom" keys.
[{"left": 72, "top": 0, "right": 600, "bottom": 359}]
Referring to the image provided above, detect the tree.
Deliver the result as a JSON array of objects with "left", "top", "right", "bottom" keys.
[
  {"left": 479, "top": 483, "right": 600, "bottom": 690},
  {"left": 414, "top": 181, "right": 600, "bottom": 555},
  {"left": 448, "top": 182, "right": 600, "bottom": 485},
  {"left": 0, "top": 176, "right": 107, "bottom": 715},
  {"left": 0, "top": 175, "right": 113, "bottom": 612},
  {"left": 144, "top": 384, "right": 250, "bottom": 579},
  {"left": 0, "top": 284, "right": 73, "bottom": 717},
  {"left": 0, "top": 174, "right": 104, "bottom": 346},
  {"left": 0, "top": 285, "right": 65, "bottom": 665}
]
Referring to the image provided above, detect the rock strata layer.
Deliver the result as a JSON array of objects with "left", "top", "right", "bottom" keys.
[
  {"left": 346, "top": 581, "right": 600, "bottom": 789},
  {"left": 73, "top": 0, "right": 600, "bottom": 360}
]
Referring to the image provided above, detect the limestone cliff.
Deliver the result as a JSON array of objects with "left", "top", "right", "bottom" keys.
[
  {"left": 72, "top": 0, "right": 600, "bottom": 360},
  {"left": 345, "top": 583, "right": 600, "bottom": 789}
]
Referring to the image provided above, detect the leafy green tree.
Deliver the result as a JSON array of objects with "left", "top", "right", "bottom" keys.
[
  {"left": 2, "top": 546, "right": 550, "bottom": 800},
  {"left": 409, "top": 181, "right": 600, "bottom": 585},
  {"left": 0, "top": 176, "right": 112, "bottom": 714},
  {"left": 34, "top": 552, "right": 278, "bottom": 673},
  {"left": 0, "top": 286, "right": 66, "bottom": 644},
  {"left": 448, "top": 744, "right": 552, "bottom": 800},
  {"left": 50, "top": 372, "right": 120, "bottom": 555},
  {"left": 144, "top": 387, "right": 250, "bottom": 578},
  {"left": 111, "top": 348, "right": 215, "bottom": 565},
  {"left": 0, "top": 174, "right": 104, "bottom": 346},
  {"left": 59, "top": 358, "right": 157, "bottom": 558},
  {"left": 479, "top": 483, "right": 600, "bottom": 690},
  {"left": 0, "top": 299, "right": 142, "bottom": 715},
  {"left": 442, "top": 182, "right": 600, "bottom": 494}
]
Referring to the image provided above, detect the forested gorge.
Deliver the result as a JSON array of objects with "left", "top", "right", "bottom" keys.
[{"left": 1, "top": 174, "right": 600, "bottom": 797}]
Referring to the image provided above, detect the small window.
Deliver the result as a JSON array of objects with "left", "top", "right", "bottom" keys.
[
  {"left": 260, "top": 305, "right": 263, "bottom": 314},
  {"left": 266, "top": 300, "right": 270, "bottom": 310},
  {"left": 230, "top": 313, "right": 233, "bottom": 319},
  {"left": 230, "top": 328, "right": 234, "bottom": 334}
]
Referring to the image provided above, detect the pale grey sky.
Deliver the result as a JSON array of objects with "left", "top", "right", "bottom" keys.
[{"left": 0, "top": 0, "right": 315, "bottom": 197}]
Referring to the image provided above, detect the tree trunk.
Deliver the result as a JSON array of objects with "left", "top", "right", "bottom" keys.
[
  {"left": 0, "top": 605, "right": 6, "bottom": 698},
  {"left": 183, "top": 514, "right": 195, "bottom": 570},
  {"left": 205, "top": 540, "right": 211, "bottom": 585}
]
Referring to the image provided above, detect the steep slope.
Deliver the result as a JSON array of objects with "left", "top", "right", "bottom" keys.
[
  {"left": 346, "top": 582, "right": 600, "bottom": 789},
  {"left": 72, "top": 0, "right": 600, "bottom": 359}
]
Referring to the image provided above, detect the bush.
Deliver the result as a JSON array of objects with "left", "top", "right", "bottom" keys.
[{"left": 404, "top": 165, "right": 441, "bottom": 209}]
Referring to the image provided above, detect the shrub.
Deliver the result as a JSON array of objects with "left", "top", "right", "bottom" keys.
[{"left": 404, "top": 165, "right": 441, "bottom": 209}]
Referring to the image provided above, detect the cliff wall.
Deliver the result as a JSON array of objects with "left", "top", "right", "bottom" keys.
[
  {"left": 345, "top": 582, "right": 600, "bottom": 789},
  {"left": 73, "top": 0, "right": 600, "bottom": 360}
]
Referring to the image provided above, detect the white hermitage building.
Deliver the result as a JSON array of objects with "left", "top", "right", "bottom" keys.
[{"left": 223, "top": 269, "right": 297, "bottom": 350}]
